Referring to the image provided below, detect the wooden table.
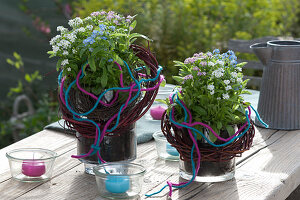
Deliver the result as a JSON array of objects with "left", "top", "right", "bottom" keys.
[{"left": 0, "top": 126, "right": 299, "bottom": 200}]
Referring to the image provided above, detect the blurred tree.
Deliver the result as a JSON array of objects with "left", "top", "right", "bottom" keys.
[{"left": 73, "top": 0, "right": 300, "bottom": 83}]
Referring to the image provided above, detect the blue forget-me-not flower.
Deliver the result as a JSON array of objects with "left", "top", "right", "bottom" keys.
[
  {"left": 109, "top": 26, "right": 116, "bottom": 31},
  {"left": 99, "top": 24, "right": 106, "bottom": 31},
  {"left": 213, "top": 49, "right": 220, "bottom": 54}
]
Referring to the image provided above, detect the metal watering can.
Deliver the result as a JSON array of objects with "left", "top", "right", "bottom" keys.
[{"left": 250, "top": 40, "right": 300, "bottom": 130}]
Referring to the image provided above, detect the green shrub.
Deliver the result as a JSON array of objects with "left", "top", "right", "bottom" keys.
[
  {"left": 0, "top": 53, "right": 59, "bottom": 148},
  {"left": 73, "top": 0, "right": 299, "bottom": 83}
]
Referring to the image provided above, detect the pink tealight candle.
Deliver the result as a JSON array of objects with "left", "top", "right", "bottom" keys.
[
  {"left": 22, "top": 160, "right": 46, "bottom": 177},
  {"left": 150, "top": 106, "right": 167, "bottom": 120}
]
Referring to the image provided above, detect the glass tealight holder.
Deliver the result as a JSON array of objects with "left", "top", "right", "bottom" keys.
[
  {"left": 6, "top": 148, "right": 58, "bottom": 182},
  {"left": 153, "top": 131, "right": 179, "bottom": 161},
  {"left": 93, "top": 163, "right": 145, "bottom": 199}
]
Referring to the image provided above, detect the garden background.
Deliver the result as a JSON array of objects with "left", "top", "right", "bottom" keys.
[{"left": 0, "top": 0, "right": 299, "bottom": 148}]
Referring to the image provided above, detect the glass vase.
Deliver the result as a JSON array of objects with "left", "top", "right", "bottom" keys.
[
  {"left": 178, "top": 126, "right": 237, "bottom": 182},
  {"left": 179, "top": 158, "right": 235, "bottom": 182},
  {"left": 76, "top": 123, "right": 137, "bottom": 175}
]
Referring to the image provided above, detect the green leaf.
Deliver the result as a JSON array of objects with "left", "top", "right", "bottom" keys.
[
  {"left": 217, "top": 122, "right": 222, "bottom": 129},
  {"left": 160, "top": 79, "right": 166, "bottom": 87},
  {"left": 101, "top": 67, "right": 108, "bottom": 88},
  {"left": 80, "top": 48, "right": 86, "bottom": 58},
  {"left": 92, "top": 46, "right": 103, "bottom": 56},
  {"left": 6, "top": 58, "right": 14, "bottom": 66},
  {"left": 96, "top": 77, "right": 102, "bottom": 83},
  {"left": 111, "top": 33, "right": 128, "bottom": 37},
  {"left": 13, "top": 52, "right": 21, "bottom": 60},
  {"left": 92, "top": 87, "right": 101, "bottom": 95},
  {"left": 209, "top": 132, "right": 217, "bottom": 143},
  {"left": 237, "top": 62, "right": 247, "bottom": 67},
  {"left": 88, "top": 56, "right": 96, "bottom": 72},
  {"left": 119, "top": 44, "right": 127, "bottom": 52},
  {"left": 209, "top": 126, "right": 218, "bottom": 143},
  {"left": 155, "top": 99, "right": 168, "bottom": 105},
  {"left": 25, "top": 74, "right": 32, "bottom": 83},
  {"left": 113, "top": 55, "right": 124, "bottom": 66},
  {"left": 226, "top": 125, "right": 235, "bottom": 136},
  {"left": 48, "top": 53, "right": 56, "bottom": 58},
  {"left": 193, "top": 106, "right": 207, "bottom": 116},
  {"left": 196, "top": 131, "right": 203, "bottom": 140},
  {"left": 129, "top": 33, "right": 152, "bottom": 42},
  {"left": 130, "top": 20, "right": 137, "bottom": 31},
  {"left": 233, "top": 104, "right": 239, "bottom": 111},
  {"left": 241, "top": 90, "right": 251, "bottom": 94},
  {"left": 173, "top": 61, "right": 186, "bottom": 67},
  {"left": 107, "top": 63, "right": 113, "bottom": 74},
  {"left": 172, "top": 76, "right": 183, "bottom": 84},
  {"left": 130, "top": 38, "right": 137, "bottom": 44},
  {"left": 83, "top": 64, "right": 88, "bottom": 75},
  {"left": 56, "top": 59, "right": 62, "bottom": 71},
  {"left": 8, "top": 81, "right": 23, "bottom": 97},
  {"left": 99, "top": 58, "right": 106, "bottom": 68},
  {"left": 32, "top": 71, "right": 42, "bottom": 81}
]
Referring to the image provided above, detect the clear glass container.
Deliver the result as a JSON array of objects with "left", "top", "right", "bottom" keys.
[
  {"left": 77, "top": 123, "right": 137, "bottom": 175},
  {"left": 153, "top": 131, "right": 179, "bottom": 161},
  {"left": 179, "top": 158, "right": 235, "bottom": 182},
  {"left": 6, "top": 148, "right": 58, "bottom": 182},
  {"left": 93, "top": 163, "right": 145, "bottom": 199}
]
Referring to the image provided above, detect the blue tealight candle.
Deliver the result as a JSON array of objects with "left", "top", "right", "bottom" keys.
[
  {"left": 105, "top": 175, "right": 130, "bottom": 193},
  {"left": 166, "top": 143, "right": 179, "bottom": 156}
]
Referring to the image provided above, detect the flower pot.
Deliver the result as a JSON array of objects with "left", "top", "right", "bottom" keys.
[
  {"left": 179, "top": 158, "right": 236, "bottom": 182},
  {"left": 168, "top": 125, "right": 240, "bottom": 182},
  {"left": 76, "top": 123, "right": 137, "bottom": 174}
]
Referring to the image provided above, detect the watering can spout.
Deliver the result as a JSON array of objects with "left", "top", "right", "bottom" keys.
[{"left": 250, "top": 42, "right": 271, "bottom": 66}]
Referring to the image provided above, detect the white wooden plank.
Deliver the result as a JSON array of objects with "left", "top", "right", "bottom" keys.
[
  {"left": 13, "top": 140, "right": 179, "bottom": 200},
  {"left": 0, "top": 127, "right": 299, "bottom": 200},
  {"left": 13, "top": 128, "right": 277, "bottom": 200},
  {"left": 236, "top": 128, "right": 279, "bottom": 165},
  {"left": 236, "top": 130, "right": 300, "bottom": 200},
  {"left": 141, "top": 128, "right": 277, "bottom": 199},
  {"left": 168, "top": 130, "right": 300, "bottom": 200}
]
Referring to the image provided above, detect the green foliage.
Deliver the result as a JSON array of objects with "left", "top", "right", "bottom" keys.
[
  {"left": 0, "top": 53, "right": 59, "bottom": 148},
  {"left": 6, "top": 52, "right": 24, "bottom": 70},
  {"left": 0, "top": 93, "right": 59, "bottom": 149},
  {"left": 6, "top": 52, "right": 43, "bottom": 98},
  {"left": 73, "top": 0, "right": 300, "bottom": 83},
  {"left": 0, "top": 123, "right": 14, "bottom": 149},
  {"left": 18, "top": 93, "right": 59, "bottom": 136},
  {"left": 24, "top": 71, "right": 42, "bottom": 83}
]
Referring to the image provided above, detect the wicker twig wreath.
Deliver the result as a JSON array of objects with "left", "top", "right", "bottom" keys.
[
  {"left": 161, "top": 112, "right": 255, "bottom": 162},
  {"left": 59, "top": 44, "right": 160, "bottom": 138}
]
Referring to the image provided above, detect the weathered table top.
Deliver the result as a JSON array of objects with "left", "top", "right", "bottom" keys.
[
  {"left": 0, "top": 89, "right": 299, "bottom": 199},
  {"left": 0, "top": 126, "right": 299, "bottom": 200}
]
